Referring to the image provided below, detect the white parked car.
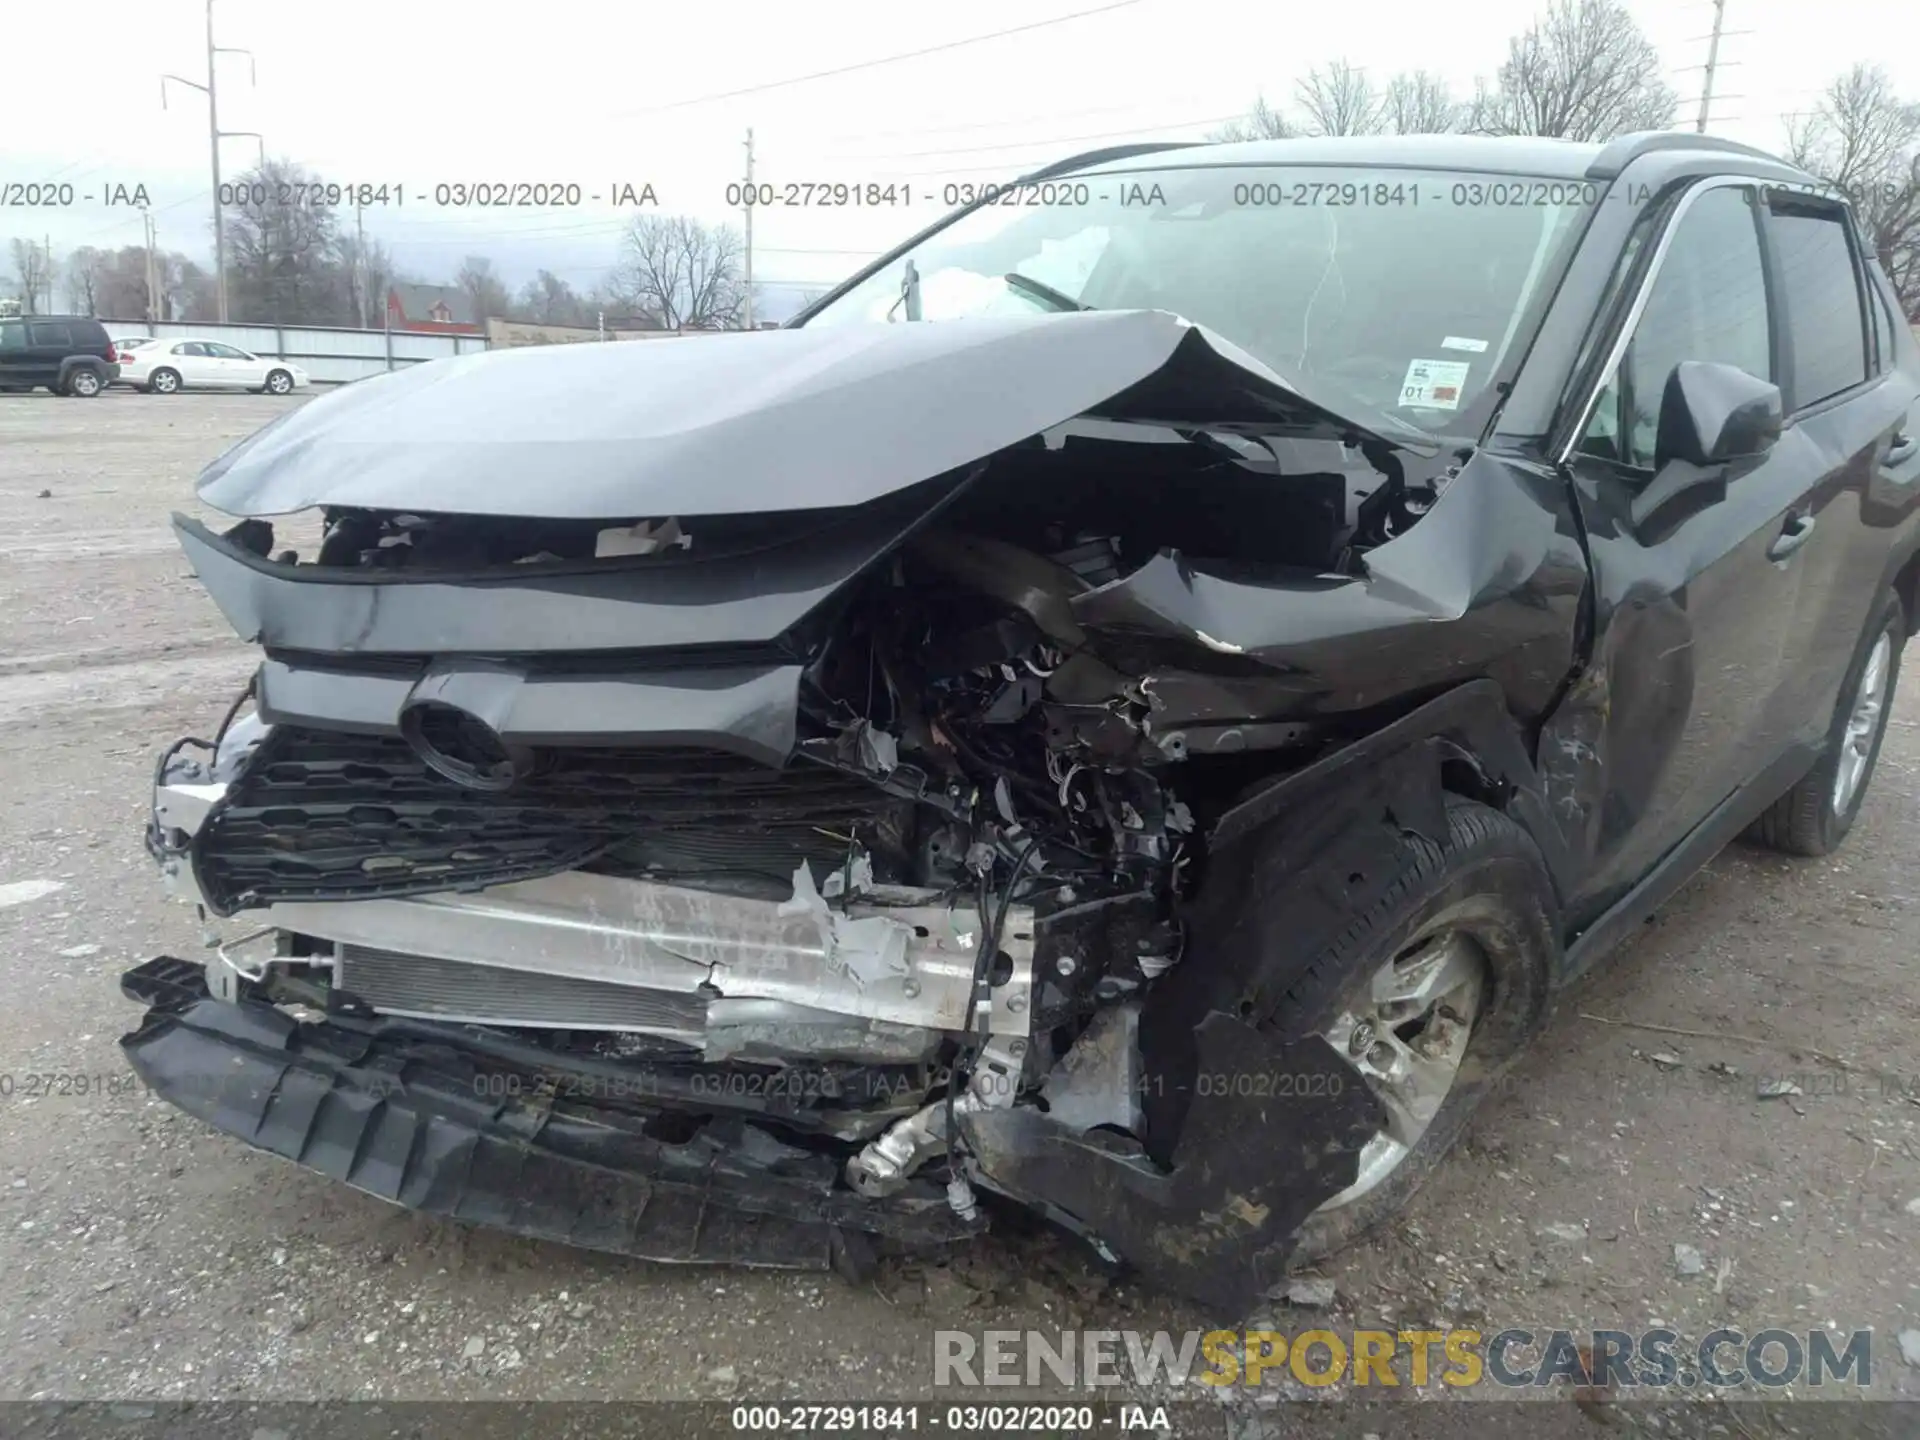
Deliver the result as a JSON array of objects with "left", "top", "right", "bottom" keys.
[{"left": 119, "top": 339, "right": 310, "bottom": 395}]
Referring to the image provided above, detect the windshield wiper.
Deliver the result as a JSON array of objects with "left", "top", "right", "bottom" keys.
[{"left": 1002, "top": 272, "right": 1090, "bottom": 313}]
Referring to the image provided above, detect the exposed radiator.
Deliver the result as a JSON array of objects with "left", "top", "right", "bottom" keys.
[{"left": 337, "top": 944, "right": 710, "bottom": 1037}]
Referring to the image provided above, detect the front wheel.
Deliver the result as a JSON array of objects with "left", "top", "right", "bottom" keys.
[
  {"left": 1273, "top": 799, "right": 1558, "bottom": 1264},
  {"left": 1748, "top": 589, "right": 1904, "bottom": 857}
]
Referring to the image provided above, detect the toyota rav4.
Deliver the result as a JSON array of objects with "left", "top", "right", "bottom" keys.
[{"left": 124, "top": 132, "right": 1920, "bottom": 1309}]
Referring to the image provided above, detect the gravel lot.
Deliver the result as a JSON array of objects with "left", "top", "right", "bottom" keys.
[{"left": 2, "top": 390, "right": 1918, "bottom": 1429}]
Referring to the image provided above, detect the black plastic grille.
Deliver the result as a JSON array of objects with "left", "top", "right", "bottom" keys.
[{"left": 193, "top": 726, "right": 893, "bottom": 912}]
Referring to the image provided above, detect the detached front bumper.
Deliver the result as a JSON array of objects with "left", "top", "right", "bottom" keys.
[{"left": 118, "top": 958, "right": 981, "bottom": 1270}]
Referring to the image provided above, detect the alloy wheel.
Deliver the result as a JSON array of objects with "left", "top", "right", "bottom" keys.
[
  {"left": 1317, "top": 930, "right": 1485, "bottom": 1210},
  {"left": 1832, "top": 632, "right": 1891, "bottom": 816}
]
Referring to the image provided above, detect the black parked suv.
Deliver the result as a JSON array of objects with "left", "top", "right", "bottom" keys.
[
  {"left": 0, "top": 315, "right": 119, "bottom": 395},
  {"left": 124, "top": 132, "right": 1920, "bottom": 1309}
]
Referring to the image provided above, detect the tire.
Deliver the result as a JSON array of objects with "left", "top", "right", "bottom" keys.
[
  {"left": 1263, "top": 798, "right": 1558, "bottom": 1264},
  {"left": 264, "top": 368, "right": 293, "bottom": 395},
  {"left": 149, "top": 368, "right": 181, "bottom": 395},
  {"left": 65, "top": 368, "right": 104, "bottom": 397},
  {"left": 1748, "top": 589, "right": 1904, "bottom": 857}
]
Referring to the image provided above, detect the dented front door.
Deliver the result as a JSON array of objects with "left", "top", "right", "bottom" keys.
[{"left": 1543, "top": 181, "right": 1814, "bottom": 929}]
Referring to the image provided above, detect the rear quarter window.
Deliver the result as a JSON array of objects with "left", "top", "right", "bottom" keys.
[{"left": 73, "top": 321, "right": 110, "bottom": 350}]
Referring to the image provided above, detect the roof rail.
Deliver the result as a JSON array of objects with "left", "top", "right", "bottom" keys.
[
  {"left": 1586, "top": 130, "right": 1791, "bottom": 180},
  {"left": 1017, "top": 140, "right": 1208, "bottom": 182}
]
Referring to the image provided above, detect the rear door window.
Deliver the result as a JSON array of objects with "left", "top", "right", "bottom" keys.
[
  {"left": 28, "top": 322, "right": 73, "bottom": 349},
  {"left": 1767, "top": 200, "right": 1870, "bottom": 409}
]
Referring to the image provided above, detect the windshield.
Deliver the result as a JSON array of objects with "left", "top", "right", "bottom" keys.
[{"left": 803, "top": 165, "right": 1596, "bottom": 435}]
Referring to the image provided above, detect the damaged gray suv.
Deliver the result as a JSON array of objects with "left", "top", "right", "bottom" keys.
[{"left": 126, "top": 132, "right": 1920, "bottom": 1309}]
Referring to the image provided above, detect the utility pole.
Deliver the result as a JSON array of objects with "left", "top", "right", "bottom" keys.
[
  {"left": 354, "top": 202, "right": 367, "bottom": 327},
  {"left": 162, "top": 0, "right": 255, "bottom": 323},
  {"left": 143, "top": 209, "right": 159, "bottom": 322},
  {"left": 742, "top": 127, "right": 755, "bottom": 331},
  {"left": 1695, "top": 0, "right": 1727, "bottom": 133},
  {"left": 43, "top": 234, "right": 53, "bottom": 314}
]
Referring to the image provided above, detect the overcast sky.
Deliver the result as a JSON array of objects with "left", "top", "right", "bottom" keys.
[{"left": 4, "top": 0, "right": 1914, "bottom": 308}]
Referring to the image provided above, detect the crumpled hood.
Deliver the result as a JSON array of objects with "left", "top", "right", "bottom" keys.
[{"left": 197, "top": 309, "right": 1418, "bottom": 521}]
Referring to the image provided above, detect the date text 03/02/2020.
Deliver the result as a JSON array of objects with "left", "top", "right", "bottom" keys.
[{"left": 728, "top": 1404, "right": 1169, "bottom": 1431}]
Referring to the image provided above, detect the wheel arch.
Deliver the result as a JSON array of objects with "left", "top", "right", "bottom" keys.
[
  {"left": 1064, "top": 683, "right": 1570, "bottom": 1297},
  {"left": 1207, "top": 678, "right": 1578, "bottom": 905},
  {"left": 1888, "top": 542, "right": 1920, "bottom": 637},
  {"left": 57, "top": 356, "right": 107, "bottom": 387}
]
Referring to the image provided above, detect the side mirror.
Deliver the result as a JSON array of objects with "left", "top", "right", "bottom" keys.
[{"left": 1654, "top": 360, "right": 1782, "bottom": 469}]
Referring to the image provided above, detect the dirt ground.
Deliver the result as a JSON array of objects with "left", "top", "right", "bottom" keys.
[{"left": 2, "top": 390, "right": 1918, "bottom": 1432}]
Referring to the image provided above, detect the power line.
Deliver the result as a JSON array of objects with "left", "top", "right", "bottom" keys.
[
  {"left": 808, "top": 94, "right": 1220, "bottom": 146},
  {"left": 613, "top": 1, "right": 1144, "bottom": 116},
  {"left": 820, "top": 111, "right": 1241, "bottom": 162}
]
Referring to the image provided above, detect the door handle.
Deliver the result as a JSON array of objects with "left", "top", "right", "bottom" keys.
[
  {"left": 1768, "top": 512, "right": 1816, "bottom": 561},
  {"left": 1887, "top": 433, "right": 1917, "bottom": 468}
]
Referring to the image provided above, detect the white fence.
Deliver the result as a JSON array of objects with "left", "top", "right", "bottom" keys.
[{"left": 101, "top": 319, "right": 489, "bottom": 385}]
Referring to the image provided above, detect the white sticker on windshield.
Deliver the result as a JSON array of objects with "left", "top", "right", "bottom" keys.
[
  {"left": 1400, "top": 358, "right": 1471, "bottom": 411},
  {"left": 1441, "top": 335, "right": 1489, "bottom": 353}
]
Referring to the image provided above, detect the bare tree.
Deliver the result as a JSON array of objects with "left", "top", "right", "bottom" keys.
[
  {"left": 610, "top": 214, "right": 746, "bottom": 330},
  {"left": 223, "top": 158, "right": 349, "bottom": 324},
  {"left": 1211, "top": 93, "right": 1294, "bottom": 142},
  {"left": 1787, "top": 64, "right": 1920, "bottom": 319},
  {"left": 1296, "top": 60, "right": 1384, "bottom": 137},
  {"left": 64, "top": 247, "right": 106, "bottom": 314},
  {"left": 1218, "top": 68, "right": 1461, "bottom": 143},
  {"left": 1384, "top": 70, "right": 1464, "bottom": 134},
  {"left": 167, "top": 258, "right": 219, "bottom": 323},
  {"left": 518, "top": 268, "right": 590, "bottom": 326},
  {"left": 88, "top": 247, "right": 151, "bottom": 320},
  {"left": 338, "top": 233, "right": 397, "bottom": 328},
  {"left": 456, "top": 255, "right": 512, "bottom": 325},
  {"left": 1471, "top": 0, "right": 1677, "bottom": 141},
  {"left": 9, "top": 238, "right": 54, "bottom": 314}
]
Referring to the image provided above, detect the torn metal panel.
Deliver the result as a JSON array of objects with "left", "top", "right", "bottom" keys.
[
  {"left": 778, "top": 862, "right": 913, "bottom": 990},
  {"left": 1040, "top": 1002, "right": 1145, "bottom": 1135},
  {"left": 1070, "top": 454, "right": 1588, "bottom": 718},
  {"left": 196, "top": 310, "right": 1420, "bottom": 521}
]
